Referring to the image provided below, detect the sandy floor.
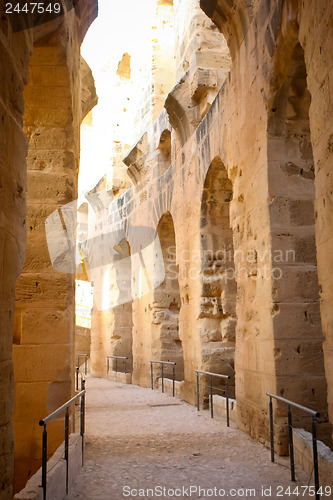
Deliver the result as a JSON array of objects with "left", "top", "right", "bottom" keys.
[{"left": 67, "top": 376, "right": 314, "bottom": 499}]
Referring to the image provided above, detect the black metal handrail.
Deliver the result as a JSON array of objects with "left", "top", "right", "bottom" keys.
[
  {"left": 39, "top": 379, "right": 86, "bottom": 500},
  {"left": 76, "top": 353, "right": 88, "bottom": 375},
  {"left": 195, "top": 370, "right": 230, "bottom": 426},
  {"left": 106, "top": 355, "right": 128, "bottom": 374},
  {"left": 75, "top": 366, "right": 85, "bottom": 391},
  {"left": 267, "top": 392, "right": 320, "bottom": 500},
  {"left": 150, "top": 360, "right": 176, "bottom": 397}
]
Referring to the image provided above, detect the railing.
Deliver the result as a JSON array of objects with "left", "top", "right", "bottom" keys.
[
  {"left": 195, "top": 370, "right": 230, "bottom": 426},
  {"left": 39, "top": 379, "right": 86, "bottom": 500},
  {"left": 106, "top": 355, "right": 128, "bottom": 374},
  {"left": 267, "top": 392, "right": 320, "bottom": 500},
  {"left": 75, "top": 367, "right": 85, "bottom": 391},
  {"left": 150, "top": 360, "right": 176, "bottom": 397},
  {"left": 76, "top": 353, "right": 88, "bottom": 375}
]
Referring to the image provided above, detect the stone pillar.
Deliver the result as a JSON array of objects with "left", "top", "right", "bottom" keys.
[
  {"left": 90, "top": 309, "right": 111, "bottom": 377},
  {"left": 0, "top": 17, "right": 32, "bottom": 498},
  {"left": 12, "top": 41, "right": 78, "bottom": 492},
  {"left": 299, "top": 0, "right": 333, "bottom": 440},
  {"left": 0, "top": 1, "right": 97, "bottom": 495}
]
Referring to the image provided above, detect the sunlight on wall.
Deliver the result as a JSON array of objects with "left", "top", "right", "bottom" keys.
[
  {"left": 79, "top": 0, "right": 156, "bottom": 200},
  {"left": 76, "top": 280, "right": 94, "bottom": 328},
  {"left": 102, "top": 268, "right": 111, "bottom": 311}
]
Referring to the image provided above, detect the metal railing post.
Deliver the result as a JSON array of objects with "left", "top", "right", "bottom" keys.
[
  {"left": 81, "top": 378, "right": 85, "bottom": 466},
  {"left": 39, "top": 385, "right": 86, "bottom": 498},
  {"left": 150, "top": 360, "right": 176, "bottom": 394},
  {"left": 65, "top": 408, "right": 69, "bottom": 494},
  {"left": 288, "top": 405, "right": 295, "bottom": 482},
  {"left": 269, "top": 396, "right": 274, "bottom": 462},
  {"left": 106, "top": 356, "right": 128, "bottom": 374},
  {"left": 76, "top": 354, "right": 88, "bottom": 378},
  {"left": 42, "top": 424, "right": 47, "bottom": 500},
  {"left": 210, "top": 375, "right": 213, "bottom": 418},
  {"left": 226, "top": 378, "right": 229, "bottom": 427},
  {"left": 312, "top": 416, "right": 320, "bottom": 500},
  {"left": 172, "top": 365, "right": 175, "bottom": 397},
  {"left": 266, "top": 392, "right": 320, "bottom": 494},
  {"left": 195, "top": 370, "right": 230, "bottom": 425},
  {"left": 76, "top": 366, "right": 79, "bottom": 391},
  {"left": 288, "top": 405, "right": 295, "bottom": 481}
]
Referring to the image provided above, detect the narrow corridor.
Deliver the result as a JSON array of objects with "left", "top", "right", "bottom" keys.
[{"left": 67, "top": 377, "right": 312, "bottom": 499}]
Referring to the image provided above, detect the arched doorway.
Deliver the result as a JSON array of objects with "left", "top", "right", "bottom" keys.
[
  {"left": 268, "top": 34, "right": 330, "bottom": 445},
  {"left": 199, "top": 157, "right": 237, "bottom": 402},
  {"left": 152, "top": 212, "right": 184, "bottom": 382}
]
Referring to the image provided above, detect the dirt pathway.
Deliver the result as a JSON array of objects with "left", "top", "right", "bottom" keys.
[{"left": 67, "top": 376, "right": 313, "bottom": 499}]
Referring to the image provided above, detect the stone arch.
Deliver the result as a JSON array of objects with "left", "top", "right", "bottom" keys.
[
  {"left": 11, "top": 11, "right": 99, "bottom": 485},
  {"left": 90, "top": 229, "right": 134, "bottom": 379},
  {"left": 0, "top": 2, "right": 96, "bottom": 496},
  {"left": 152, "top": 212, "right": 184, "bottom": 382},
  {"left": 12, "top": 37, "right": 77, "bottom": 492},
  {"left": 164, "top": 90, "right": 191, "bottom": 146},
  {"left": 199, "top": 157, "right": 237, "bottom": 401},
  {"left": 267, "top": 29, "right": 331, "bottom": 445},
  {"left": 200, "top": 0, "right": 252, "bottom": 59}
]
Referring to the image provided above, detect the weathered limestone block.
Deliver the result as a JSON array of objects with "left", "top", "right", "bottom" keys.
[
  {"left": 90, "top": 308, "right": 114, "bottom": 378},
  {"left": 191, "top": 67, "right": 218, "bottom": 102},
  {"left": 221, "top": 317, "right": 236, "bottom": 341},
  {"left": 198, "top": 296, "right": 223, "bottom": 318},
  {"left": 293, "top": 429, "right": 333, "bottom": 490},
  {"left": 123, "top": 133, "right": 148, "bottom": 185},
  {"left": 199, "top": 327, "right": 222, "bottom": 343}
]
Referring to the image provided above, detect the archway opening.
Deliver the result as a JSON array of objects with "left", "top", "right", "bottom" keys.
[
  {"left": 152, "top": 212, "right": 184, "bottom": 382},
  {"left": 13, "top": 39, "right": 76, "bottom": 493},
  {"left": 199, "top": 157, "right": 237, "bottom": 404},
  {"left": 268, "top": 39, "right": 331, "bottom": 446}
]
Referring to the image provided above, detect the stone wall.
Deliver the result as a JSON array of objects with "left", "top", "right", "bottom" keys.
[
  {"left": 89, "top": 0, "right": 333, "bottom": 453},
  {"left": 75, "top": 326, "right": 91, "bottom": 358},
  {"left": 298, "top": 0, "right": 333, "bottom": 442},
  {"left": 1, "top": 6, "right": 331, "bottom": 495},
  {"left": 13, "top": 36, "right": 78, "bottom": 492},
  {"left": 0, "top": 1, "right": 97, "bottom": 496},
  {"left": 0, "top": 7, "right": 33, "bottom": 498},
  {"left": 200, "top": 0, "right": 332, "bottom": 446}
]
